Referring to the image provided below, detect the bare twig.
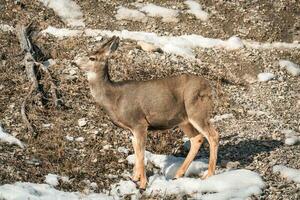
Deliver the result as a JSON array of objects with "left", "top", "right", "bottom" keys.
[
  {"left": 36, "top": 62, "right": 60, "bottom": 107},
  {"left": 20, "top": 83, "right": 37, "bottom": 137}
]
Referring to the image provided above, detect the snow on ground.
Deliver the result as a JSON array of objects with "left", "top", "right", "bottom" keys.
[
  {"left": 257, "top": 72, "right": 276, "bottom": 82},
  {"left": 139, "top": 3, "right": 179, "bottom": 23},
  {"left": 38, "top": 0, "right": 85, "bottom": 27},
  {"left": 0, "top": 151, "right": 265, "bottom": 199},
  {"left": 42, "top": 27, "right": 244, "bottom": 58},
  {"left": 41, "top": 26, "right": 300, "bottom": 58},
  {"left": 282, "top": 129, "right": 300, "bottom": 146},
  {"left": 0, "top": 23, "right": 14, "bottom": 32},
  {"left": 184, "top": 0, "right": 209, "bottom": 21},
  {"left": 278, "top": 60, "right": 300, "bottom": 76},
  {"left": 111, "top": 151, "right": 265, "bottom": 199},
  {"left": 45, "top": 174, "right": 69, "bottom": 186},
  {"left": 0, "top": 182, "right": 113, "bottom": 200},
  {"left": 127, "top": 151, "right": 208, "bottom": 178},
  {"left": 115, "top": 7, "right": 147, "bottom": 22},
  {"left": 0, "top": 125, "right": 24, "bottom": 148},
  {"left": 273, "top": 165, "right": 300, "bottom": 183}
]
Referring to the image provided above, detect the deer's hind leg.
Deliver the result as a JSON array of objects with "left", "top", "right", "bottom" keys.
[
  {"left": 189, "top": 118, "right": 219, "bottom": 179},
  {"left": 174, "top": 123, "right": 204, "bottom": 179}
]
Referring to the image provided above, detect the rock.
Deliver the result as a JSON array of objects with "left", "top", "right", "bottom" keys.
[
  {"left": 221, "top": 160, "right": 240, "bottom": 169},
  {"left": 75, "top": 137, "right": 85, "bottom": 142},
  {"left": 78, "top": 118, "right": 87, "bottom": 127},
  {"left": 43, "top": 59, "right": 56, "bottom": 67},
  {"left": 117, "top": 146, "right": 129, "bottom": 154},
  {"left": 103, "top": 144, "right": 112, "bottom": 150},
  {"left": 66, "top": 135, "right": 74, "bottom": 141},
  {"left": 137, "top": 41, "right": 162, "bottom": 52},
  {"left": 69, "top": 68, "right": 77, "bottom": 76},
  {"left": 243, "top": 74, "right": 256, "bottom": 84},
  {"left": 257, "top": 72, "right": 276, "bottom": 82}
]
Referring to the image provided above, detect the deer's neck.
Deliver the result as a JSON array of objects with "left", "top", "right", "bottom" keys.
[{"left": 87, "top": 60, "right": 115, "bottom": 105}]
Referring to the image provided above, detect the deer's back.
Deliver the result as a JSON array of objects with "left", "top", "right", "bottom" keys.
[{"left": 112, "top": 74, "right": 212, "bottom": 130}]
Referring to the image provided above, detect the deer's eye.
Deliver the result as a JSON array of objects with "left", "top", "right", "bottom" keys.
[{"left": 89, "top": 57, "right": 96, "bottom": 61}]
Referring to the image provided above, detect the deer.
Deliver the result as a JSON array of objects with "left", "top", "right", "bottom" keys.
[{"left": 75, "top": 36, "right": 219, "bottom": 190}]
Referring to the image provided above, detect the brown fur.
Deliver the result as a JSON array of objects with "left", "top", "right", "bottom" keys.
[{"left": 75, "top": 36, "right": 219, "bottom": 189}]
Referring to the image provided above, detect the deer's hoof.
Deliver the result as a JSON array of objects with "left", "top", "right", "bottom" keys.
[
  {"left": 201, "top": 171, "right": 213, "bottom": 180},
  {"left": 139, "top": 188, "right": 146, "bottom": 193}
]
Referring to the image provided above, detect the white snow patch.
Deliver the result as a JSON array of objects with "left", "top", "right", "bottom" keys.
[
  {"left": 41, "top": 27, "right": 300, "bottom": 58},
  {"left": 115, "top": 7, "right": 147, "bottom": 22},
  {"left": 282, "top": 129, "right": 300, "bottom": 146},
  {"left": 45, "top": 174, "right": 69, "bottom": 186},
  {"left": 257, "top": 72, "right": 276, "bottom": 82},
  {"left": 185, "top": 0, "right": 209, "bottom": 21},
  {"left": 112, "top": 169, "right": 264, "bottom": 199},
  {"left": 127, "top": 151, "right": 208, "bottom": 178},
  {"left": 211, "top": 113, "right": 234, "bottom": 122},
  {"left": 41, "top": 26, "right": 82, "bottom": 38},
  {"left": 0, "top": 125, "right": 24, "bottom": 148},
  {"left": 243, "top": 40, "right": 300, "bottom": 49},
  {"left": 0, "top": 182, "right": 113, "bottom": 200},
  {"left": 0, "top": 24, "right": 14, "bottom": 32},
  {"left": 139, "top": 3, "right": 179, "bottom": 22},
  {"left": 39, "top": 0, "right": 85, "bottom": 27},
  {"left": 273, "top": 165, "right": 300, "bottom": 183},
  {"left": 279, "top": 60, "right": 300, "bottom": 76},
  {"left": 45, "top": 174, "right": 59, "bottom": 186}
]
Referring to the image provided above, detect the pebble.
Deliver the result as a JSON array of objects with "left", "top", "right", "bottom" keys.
[
  {"left": 137, "top": 41, "right": 162, "bottom": 52},
  {"left": 75, "top": 137, "right": 85, "bottom": 142},
  {"left": 78, "top": 118, "right": 87, "bottom": 127}
]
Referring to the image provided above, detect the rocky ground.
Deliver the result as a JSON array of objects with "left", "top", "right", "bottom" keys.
[{"left": 0, "top": 0, "right": 300, "bottom": 199}]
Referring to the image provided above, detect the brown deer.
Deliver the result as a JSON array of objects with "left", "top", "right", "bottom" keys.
[{"left": 75, "top": 36, "right": 219, "bottom": 190}]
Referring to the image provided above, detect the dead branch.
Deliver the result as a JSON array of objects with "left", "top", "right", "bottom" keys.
[
  {"left": 20, "top": 83, "right": 36, "bottom": 137},
  {"left": 16, "top": 23, "right": 60, "bottom": 137},
  {"left": 35, "top": 62, "right": 60, "bottom": 107}
]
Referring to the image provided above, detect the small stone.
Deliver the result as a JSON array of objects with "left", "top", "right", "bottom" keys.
[
  {"left": 90, "top": 182, "right": 98, "bottom": 189},
  {"left": 221, "top": 160, "right": 240, "bottom": 169},
  {"left": 66, "top": 135, "right": 74, "bottom": 141},
  {"left": 69, "top": 68, "right": 77, "bottom": 76},
  {"left": 43, "top": 59, "right": 56, "bottom": 67},
  {"left": 117, "top": 146, "right": 129, "bottom": 154},
  {"left": 75, "top": 137, "right": 85, "bottom": 142},
  {"left": 78, "top": 118, "right": 87, "bottom": 127},
  {"left": 257, "top": 72, "right": 276, "bottom": 82},
  {"left": 103, "top": 144, "right": 112, "bottom": 150},
  {"left": 137, "top": 41, "right": 162, "bottom": 52}
]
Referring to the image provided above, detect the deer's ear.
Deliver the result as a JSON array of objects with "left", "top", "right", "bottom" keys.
[
  {"left": 92, "top": 36, "right": 120, "bottom": 57},
  {"left": 107, "top": 36, "right": 120, "bottom": 54}
]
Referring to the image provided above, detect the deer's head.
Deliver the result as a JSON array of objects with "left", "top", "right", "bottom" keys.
[{"left": 75, "top": 36, "right": 120, "bottom": 76}]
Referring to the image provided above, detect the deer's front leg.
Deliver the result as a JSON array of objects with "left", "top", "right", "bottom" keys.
[{"left": 131, "top": 127, "right": 147, "bottom": 189}]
